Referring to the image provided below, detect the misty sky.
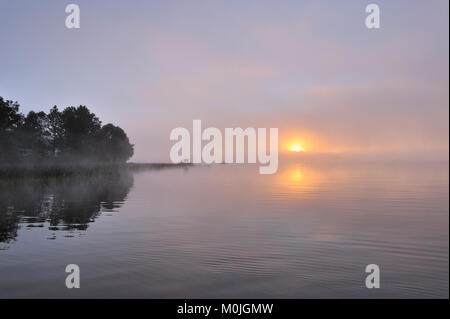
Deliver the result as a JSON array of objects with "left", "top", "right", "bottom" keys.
[{"left": 1, "top": 0, "right": 448, "bottom": 162}]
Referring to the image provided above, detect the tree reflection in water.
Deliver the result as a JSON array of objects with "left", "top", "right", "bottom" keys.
[{"left": 0, "top": 169, "right": 133, "bottom": 245}]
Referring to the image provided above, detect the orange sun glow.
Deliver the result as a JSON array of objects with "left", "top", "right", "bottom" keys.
[{"left": 290, "top": 144, "right": 304, "bottom": 152}]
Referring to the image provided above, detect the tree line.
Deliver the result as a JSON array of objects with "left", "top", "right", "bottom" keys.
[{"left": 0, "top": 96, "right": 134, "bottom": 164}]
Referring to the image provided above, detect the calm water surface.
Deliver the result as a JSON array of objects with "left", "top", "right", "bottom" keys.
[{"left": 0, "top": 161, "right": 448, "bottom": 298}]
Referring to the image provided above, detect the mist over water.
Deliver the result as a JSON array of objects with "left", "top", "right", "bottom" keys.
[{"left": 0, "top": 161, "right": 448, "bottom": 298}]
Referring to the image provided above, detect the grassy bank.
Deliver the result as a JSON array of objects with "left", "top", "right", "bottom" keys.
[{"left": 0, "top": 162, "right": 191, "bottom": 179}]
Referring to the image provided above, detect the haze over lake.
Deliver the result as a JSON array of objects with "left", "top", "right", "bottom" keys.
[{"left": 0, "top": 160, "right": 448, "bottom": 298}]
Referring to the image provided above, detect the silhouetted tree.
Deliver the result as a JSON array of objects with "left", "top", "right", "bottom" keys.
[
  {"left": 47, "top": 106, "right": 64, "bottom": 157},
  {"left": 0, "top": 97, "right": 24, "bottom": 162},
  {"left": 0, "top": 97, "right": 22, "bottom": 131},
  {"left": 16, "top": 111, "right": 49, "bottom": 161},
  {"left": 98, "top": 124, "right": 134, "bottom": 162},
  {"left": 0, "top": 97, "right": 134, "bottom": 164},
  {"left": 62, "top": 105, "right": 102, "bottom": 161}
]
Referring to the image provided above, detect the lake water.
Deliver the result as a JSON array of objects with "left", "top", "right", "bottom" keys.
[{"left": 0, "top": 161, "right": 448, "bottom": 298}]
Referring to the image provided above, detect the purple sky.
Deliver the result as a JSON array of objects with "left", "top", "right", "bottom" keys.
[{"left": 1, "top": 0, "right": 448, "bottom": 162}]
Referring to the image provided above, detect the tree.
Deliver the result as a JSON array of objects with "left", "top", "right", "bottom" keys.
[
  {"left": 0, "top": 97, "right": 23, "bottom": 132},
  {"left": 0, "top": 97, "right": 24, "bottom": 163},
  {"left": 98, "top": 124, "right": 134, "bottom": 162},
  {"left": 62, "top": 105, "right": 102, "bottom": 161},
  {"left": 17, "top": 111, "right": 49, "bottom": 160},
  {"left": 47, "top": 106, "right": 64, "bottom": 157},
  {"left": 0, "top": 97, "right": 134, "bottom": 164}
]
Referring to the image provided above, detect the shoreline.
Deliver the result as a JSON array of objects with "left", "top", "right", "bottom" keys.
[{"left": 0, "top": 162, "right": 192, "bottom": 179}]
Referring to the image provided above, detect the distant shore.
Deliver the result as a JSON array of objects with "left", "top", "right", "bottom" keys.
[{"left": 0, "top": 162, "right": 192, "bottom": 179}]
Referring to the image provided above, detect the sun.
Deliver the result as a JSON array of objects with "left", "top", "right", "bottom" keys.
[{"left": 290, "top": 144, "right": 304, "bottom": 152}]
